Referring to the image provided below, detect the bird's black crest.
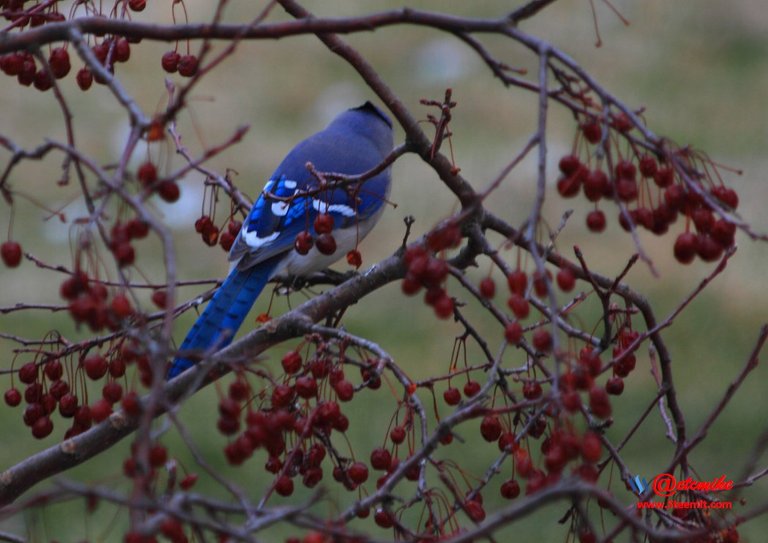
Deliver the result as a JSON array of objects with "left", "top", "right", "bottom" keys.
[{"left": 354, "top": 101, "right": 392, "bottom": 128}]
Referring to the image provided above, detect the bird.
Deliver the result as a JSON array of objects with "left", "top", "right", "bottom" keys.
[{"left": 167, "top": 102, "right": 394, "bottom": 379}]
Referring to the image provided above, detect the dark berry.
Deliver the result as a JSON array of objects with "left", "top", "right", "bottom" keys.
[{"left": 1, "top": 241, "right": 22, "bottom": 267}]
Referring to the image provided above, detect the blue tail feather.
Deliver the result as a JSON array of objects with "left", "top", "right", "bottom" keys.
[{"left": 167, "top": 261, "right": 278, "bottom": 379}]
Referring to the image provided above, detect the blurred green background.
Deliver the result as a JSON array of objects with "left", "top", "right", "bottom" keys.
[{"left": 1, "top": 0, "right": 767, "bottom": 541}]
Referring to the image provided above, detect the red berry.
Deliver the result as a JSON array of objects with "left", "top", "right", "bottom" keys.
[
  {"left": 585, "top": 209, "right": 605, "bottom": 232},
  {"left": 501, "top": 478, "right": 521, "bottom": 499},
  {"left": 606, "top": 376, "right": 624, "bottom": 395},
  {"left": 102, "top": 382, "right": 123, "bottom": 404},
  {"left": 558, "top": 155, "right": 581, "bottom": 176},
  {"left": 464, "top": 500, "right": 485, "bottom": 522},
  {"left": 151, "top": 289, "right": 167, "bottom": 309},
  {"left": 313, "top": 213, "right": 334, "bottom": 234},
  {"left": 281, "top": 351, "right": 302, "bottom": 374},
  {"left": 557, "top": 173, "right": 582, "bottom": 198},
  {"left": 178, "top": 55, "right": 199, "bottom": 77},
  {"left": 507, "top": 270, "right": 527, "bottom": 296},
  {"left": 227, "top": 220, "right": 242, "bottom": 236},
  {"left": 275, "top": 475, "right": 294, "bottom": 496},
  {"left": 33, "top": 69, "right": 53, "bottom": 92},
  {"left": 507, "top": 294, "right": 529, "bottom": 319},
  {"left": 611, "top": 112, "right": 633, "bottom": 133},
  {"left": 294, "top": 231, "right": 313, "bottom": 255},
  {"left": 335, "top": 379, "right": 354, "bottom": 402},
  {"left": 114, "top": 38, "right": 130, "bottom": 63},
  {"left": 19, "top": 362, "right": 38, "bottom": 384},
  {"left": 348, "top": 461, "right": 369, "bottom": 484},
  {"left": 556, "top": 268, "right": 576, "bottom": 292},
  {"left": 615, "top": 159, "right": 636, "bottom": 180},
  {"left": 639, "top": 155, "right": 658, "bottom": 177},
  {"left": 90, "top": 398, "right": 112, "bottom": 423},
  {"left": 665, "top": 184, "right": 686, "bottom": 209},
  {"left": 49, "top": 47, "right": 71, "bottom": 79},
  {"left": 615, "top": 177, "right": 638, "bottom": 202},
  {"left": 712, "top": 186, "right": 739, "bottom": 209},
  {"left": 498, "top": 432, "right": 516, "bottom": 452},
  {"left": 1, "top": 241, "right": 22, "bottom": 267},
  {"left": 711, "top": 219, "right": 736, "bottom": 247},
  {"left": 127, "top": 219, "right": 149, "bottom": 239},
  {"left": 32, "top": 416, "right": 54, "bottom": 439},
  {"left": 581, "top": 431, "right": 602, "bottom": 463},
  {"left": 443, "top": 387, "right": 461, "bottom": 405},
  {"left": 346, "top": 249, "right": 362, "bottom": 268},
  {"left": 504, "top": 321, "right": 523, "bottom": 345},
  {"left": 0, "top": 54, "right": 23, "bottom": 76},
  {"left": 76, "top": 67, "right": 93, "bottom": 91},
  {"left": 157, "top": 180, "right": 180, "bottom": 202},
  {"left": 532, "top": 329, "right": 552, "bottom": 352},
  {"left": 315, "top": 233, "right": 336, "bottom": 255},
  {"left": 374, "top": 509, "right": 394, "bottom": 528},
  {"left": 4, "top": 388, "right": 21, "bottom": 407},
  {"left": 149, "top": 443, "right": 168, "bottom": 467},
  {"left": 559, "top": 388, "right": 578, "bottom": 411},
  {"left": 137, "top": 162, "right": 157, "bottom": 186},
  {"left": 370, "top": 448, "right": 392, "bottom": 470},
  {"left": 673, "top": 232, "right": 699, "bottom": 264},
  {"left": 390, "top": 426, "right": 406, "bottom": 444},
  {"left": 692, "top": 208, "right": 714, "bottom": 233},
  {"left": 180, "top": 473, "right": 198, "bottom": 490},
  {"left": 583, "top": 170, "right": 607, "bottom": 202},
  {"left": 697, "top": 234, "right": 723, "bottom": 262},
  {"left": 59, "top": 393, "right": 79, "bottom": 417},
  {"left": 480, "top": 414, "right": 502, "bottom": 442},
  {"left": 463, "top": 380, "right": 481, "bottom": 397},
  {"left": 44, "top": 360, "right": 63, "bottom": 381},
  {"left": 83, "top": 355, "right": 108, "bottom": 380},
  {"left": 161, "top": 51, "right": 180, "bottom": 73},
  {"left": 522, "top": 381, "right": 542, "bottom": 400},
  {"left": 479, "top": 277, "right": 496, "bottom": 299},
  {"left": 295, "top": 376, "right": 318, "bottom": 399},
  {"left": 532, "top": 269, "right": 550, "bottom": 297},
  {"left": 122, "top": 392, "right": 141, "bottom": 416},
  {"left": 18, "top": 58, "right": 36, "bottom": 87},
  {"left": 114, "top": 242, "right": 135, "bottom": 267},
  {"left": 128, "top": 0, "right": 146, "bottom": 11},
  {"left": 581, "top": 120, "right": 602, "bottom": 144},
  {"left": 654, "top": 167, "right": 675, "bottom": 188},
  {"left": 195, "top": 215, "right": 212, "bottom": 233},
  {"left": 110, "top": 294, "right": 133, "bottom": 319},
  {"left": 432, "top": 294, "right": 454, "bottom": 319},
  {"left": 588, "top": 386, "right": 612, "bottom": 419},
  {"left": 219, "top": 231, "right": 235, "bottom": 251}
]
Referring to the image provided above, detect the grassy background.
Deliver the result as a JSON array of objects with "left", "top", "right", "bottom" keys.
[{"left": 1, "top": 0, "right": 767, "bottom": 541}]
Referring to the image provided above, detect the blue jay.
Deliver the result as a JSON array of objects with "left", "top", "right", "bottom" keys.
[{"left": 168, "top": 102, "right": 393, "bottom": 379}]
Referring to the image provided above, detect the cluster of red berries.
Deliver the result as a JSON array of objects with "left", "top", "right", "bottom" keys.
[
  {"left": 3, "top": 332, "right": 163, "bottom": 441},
  {"left": 213, "top": 345, "right": 382, "bottom": 498},
  {"left": 62, "top": 269, "right": 136, "bottom": 331},
  {"left": 194, "top": 216, "right": 242, "bottom": 251},
  {"left": 556, "top": 118, "right": 739, "bottom": 265},
  {"left": 3, "top": 344, "right": 136, "bottom": 440},
  {"left": 0, "top": 0, "right": 199, "bottom": 95},
  {"left": 1, "top": 240, "right": 22, "bottom": 267},
  {"left": 294, "top": 213, "right": 338, "bottom": 256},
  {"left": 400, "top": 223, "right": 462, "bottom": 319},
  {"left": 109, "top": 217, "right": 150, "bottom": 268},
  {"left": 160, "top": 50, "right": 200, "bottom": 77},
  {"left": 137, "top": 161, "right": 181, "bottom": 203},
  {"left": 476, "top": 265, "right": 577, "bottom": 349}
]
